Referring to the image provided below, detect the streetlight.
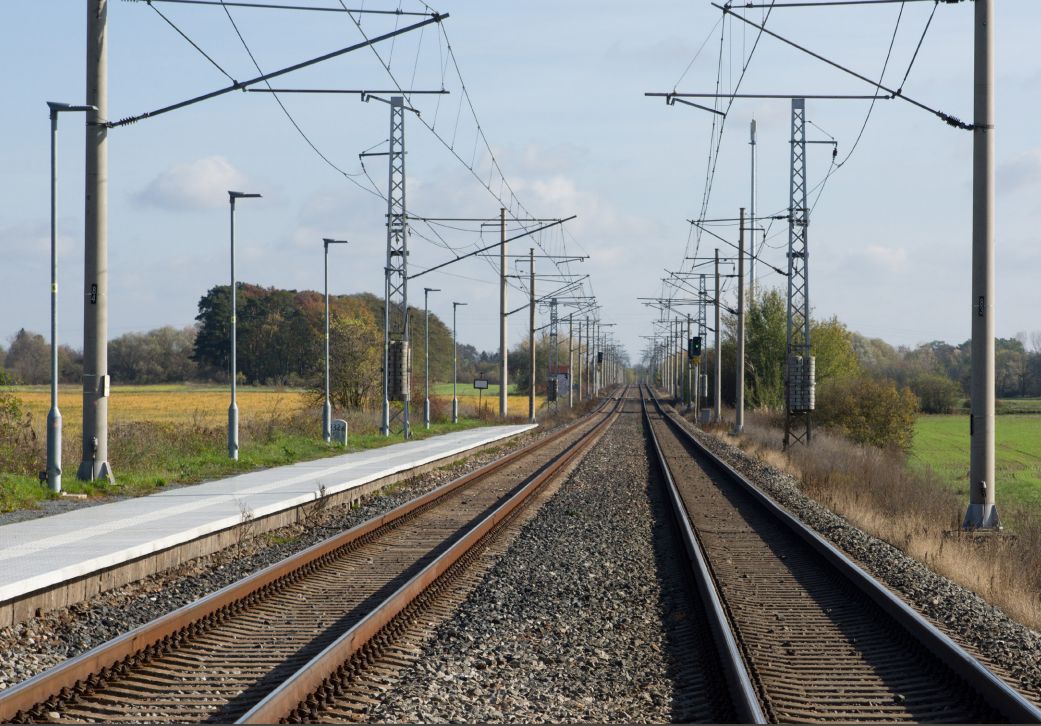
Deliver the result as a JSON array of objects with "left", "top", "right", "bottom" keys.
[
  {"left": 322, "top": 238, "right": 350, "bottom": 442},
  {"left": 46, "top": 101, "right": 95, "bottom": 494},
  {"left": 452, "top": 301, "right": 468, "bottom": 423},
  {"left": 227, "top": 190, "right": 262, "bottom": 461},
  {"left": 423, "top": 287, "right": 441, "bottom": 429}
]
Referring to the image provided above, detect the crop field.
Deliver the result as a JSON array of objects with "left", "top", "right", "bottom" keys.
[
  {"left": 0, "top": 384, "right": 499, "bottom": 512},
  {"left": 430, "top": 382, "right": 547, "bottom": 412},
  {"left": 911, "top": 412, "right": 1041, "bottom": 510},
  {"left": 11, "top": 384, "right": 312, "bottom": 433}
]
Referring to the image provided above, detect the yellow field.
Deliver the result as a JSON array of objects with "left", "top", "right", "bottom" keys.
[
  {"left": 11, "top": 385, "right": 547, "bottom": 434},
  {"left": 11, "top": 385, "right": 312, "bottom": 434}
]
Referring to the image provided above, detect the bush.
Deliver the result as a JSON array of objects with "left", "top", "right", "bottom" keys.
[
  {"left": 816, "top": 375, "right": 918, "bottom": 451},
  {"left": 0, "top": 387, "right": 38, "bottom": 475},
  {"left": 909, "top": 372, "right": 962, "bottom": 414}
]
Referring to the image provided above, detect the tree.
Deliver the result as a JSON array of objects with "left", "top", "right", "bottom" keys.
[
  {"left": 909, "top": 373, "right": 962, "bottom": 414},
  {"left": 718, "top": 290, "right": 859, "bottom": 410},
  {"left": 324, "top": 312, "right": 382, "bottom": 410},
  {"left": 110, "top": 327, "right": 197, "bottom": 384},
  {"left": 5, "top": 329, "right": 49, "bottom": 384}
]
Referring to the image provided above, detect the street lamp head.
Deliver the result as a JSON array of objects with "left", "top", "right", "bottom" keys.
[
  {"left": 47, "top": 101, "right": 97, "bottom": 117},
  {"left": 453, "top": 301, "right": 468, "bottom": 308},
  {"left": 425, "top": 287, "right": 441, "bottom": 294},
  {"left": 229, "top": 191, "right": 262, "bottom": 200}
]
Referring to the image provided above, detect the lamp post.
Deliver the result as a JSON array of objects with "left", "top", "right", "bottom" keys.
[
  {"left": 424, "top": 287, "right": 441, "bottom": 429},
  {"left": 227, "top": 190, "right": 262, "bottom": 461},
  {"left": 322, "top": 238, "right": 349, "bottom": 442},
  {"left": 45, "top": 101, "right": 95, "bottom": 494},
  {"left": 452, "top": 301, "right": 467, "bottom": 423}
]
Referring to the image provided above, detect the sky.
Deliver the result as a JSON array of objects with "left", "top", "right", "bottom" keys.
[{"left": 3, "top": 1, "right": 1041, "bottom": 365}]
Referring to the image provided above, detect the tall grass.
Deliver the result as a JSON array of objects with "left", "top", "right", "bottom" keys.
[{"left": 704, "top": 410, "right": 1041, "bottom": 631}]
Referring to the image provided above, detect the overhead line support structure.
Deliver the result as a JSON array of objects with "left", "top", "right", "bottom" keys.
[
  {"left": 964, "top": 0, "right": 998, "bottom": 529},
  {"left": 78, "top": 0, "right": 113, "bottom": 483},
  {"left": 784, "top": 99, "right": 813, "bottom": 449},
  {"left": 382, "top": 96, "right": 410, "bottom": 438}
]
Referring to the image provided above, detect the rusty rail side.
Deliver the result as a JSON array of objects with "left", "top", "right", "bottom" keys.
[{"left": 237, "top": 388, "right": 628, "bottom": 724}]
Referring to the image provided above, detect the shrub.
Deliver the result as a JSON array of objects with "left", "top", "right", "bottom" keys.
[
  {"left": 909, "top": 372, "right": 962, "bottom": 414},
  {"left": 0, "top": 387, "right": 38, "bottom": 475},
  {"left": 816, "top": 375, "right": 918, "bottom": 451}
]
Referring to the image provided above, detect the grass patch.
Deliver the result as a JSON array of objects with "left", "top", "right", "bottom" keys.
[
  {"left": 911, "top": 414, "right": 1041, "bottom": 511},
  {"left": 0, "top": 384, "right": 500, "bottom": 513}
]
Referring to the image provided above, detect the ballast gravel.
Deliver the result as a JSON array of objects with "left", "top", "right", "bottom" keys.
[
  {"left": 0, "top": 427, "right": 553, "bottom": 693},
  {"left": 369, "top": 407, "right": 702, "bottom": 724},
  {"left": 677, "top": 410, "right": 1041, "bottom": 705}
]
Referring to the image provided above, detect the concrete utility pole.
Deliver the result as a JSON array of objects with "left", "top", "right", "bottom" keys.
[
  {"left": 78, "top": 0, "right": 113, "bottom": 483},
  {"left": 568, "top": 313, "right": 574, "bottom": 408},
  {"left": 423, "top": 286, "right": 440, "bottom": 430},
  {"left": 576, "top": 321, "right": 582, "bottom": 402},
  {"left": 499, "top": 207, "right": 508, "bottom": 418},
  {"left": 452, "top": 301, "right": 466, "bottom": 423},
  {"left": 588, "top": 317, "right": 593, "bottom": 400},
  {"left": 528, "top": 248, "right": 536, "bottom": 423},
  {"left": 714, "top": 248, "right": 722, "bottom": 425},
  {"left": 685, "top": 315, "right": 692, "bottom": 410},
  {"left": 750, "top": 119, "right": 757, "bottom": 304},
  {"left": 964, "top": 0, "right": 999, "bottom": 529},
  {"left": 734, "top": 208, "right": 746, "bottom": 435}
]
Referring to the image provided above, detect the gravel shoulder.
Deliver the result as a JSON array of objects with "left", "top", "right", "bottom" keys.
[{"left": 674, "top": 408, "right": 1041, "bottom": 705}]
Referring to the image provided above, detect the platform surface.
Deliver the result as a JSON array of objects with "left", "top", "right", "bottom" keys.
[{"left": 0, "top": 424, "right": 536, "bottom": 603}]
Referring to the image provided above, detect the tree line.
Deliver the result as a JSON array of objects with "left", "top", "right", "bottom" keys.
[{"left": 645, "top": 289, "right": 1041, "bottom": 451}]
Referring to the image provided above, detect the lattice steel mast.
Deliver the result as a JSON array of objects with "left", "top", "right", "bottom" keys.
[
  {"left": 382, "top": 96, "right": 411, "bottom": 438},
  {"left": 784, "top": 98, "right": 814, "bottom": 448}
]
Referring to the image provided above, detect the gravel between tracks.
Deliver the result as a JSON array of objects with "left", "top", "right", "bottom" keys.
[
  {"left": 367, "top": 407, "right": 699, "bottom": 724},
  {"left": 677, "top": 410, "right": 1041, "bottom": 705},
  {"left": 0, "top": 426, "right": 559, "bottom": 693}
]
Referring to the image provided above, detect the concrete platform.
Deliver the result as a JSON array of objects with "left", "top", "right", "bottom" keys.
[{"left": 0, "top": 424, "right": 536, "bottom": 627}]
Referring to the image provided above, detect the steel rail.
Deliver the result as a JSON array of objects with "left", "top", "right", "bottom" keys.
[
  {"left": 645, "top": 387, "right": 1041, "bottom": 724},
  {"left": 0, "top": 393, "right": 620, "bottom": 724},
  {"left": 238, "top": 387, "right": 628, "bottom": 723},
  {"left": 639, "top": 387, "right": 766, "bottom": 724}
]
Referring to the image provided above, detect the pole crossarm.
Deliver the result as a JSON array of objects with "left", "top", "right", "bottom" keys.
[
  {"left": 688, "top": 220, "right": 788, "bottom": 277},
  {"left": 648, "top": 92, "right": 884, "bottom": 101},
  {"left": 108, "top": 13, "right": 447, "bottom": 127},
  {"left": 712, "top": 3, "right": 975, "bottom": 130},
  {"left": 126, "top": 0, "right": 437, "bottom": 14},
  {"left": 407, "top": 215, "right": 577, "bottom": 280},
  {"left": 507, "top": 278, "right": 585, "bottom": 316}
]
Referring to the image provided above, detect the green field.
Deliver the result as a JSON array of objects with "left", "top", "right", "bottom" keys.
[{"left": 911, "top": 413, "right": 1041, "bottom": 510}]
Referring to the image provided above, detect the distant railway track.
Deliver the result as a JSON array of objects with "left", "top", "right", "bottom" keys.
[
  {"left": 641, "top": 384, "right": 1041, "bottom": 724},
  {"left": 0, "top": 390, "right": 626, "bottom": 725}
]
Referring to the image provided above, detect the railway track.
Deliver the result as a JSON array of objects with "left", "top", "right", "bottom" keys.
[
  {"left": 641, "top": 384, "right": 1041, "bottom": 724},
  {"left": 0, "top": 391, "right": 626, "bottom": 724}
]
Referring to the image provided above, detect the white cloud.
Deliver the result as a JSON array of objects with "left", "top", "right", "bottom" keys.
[
  {"left": 136, "top": 156, "right": 251, "bottom": 211},
  {"left": 861, "top": 244, "right": 908, "bottom": 273}
]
